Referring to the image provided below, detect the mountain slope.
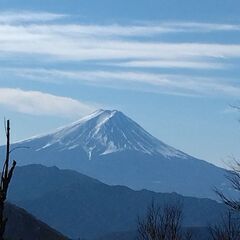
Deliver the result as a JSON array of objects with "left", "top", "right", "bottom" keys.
[
  {"left": 8, "top": 165, "right": 226, "bottom": 239},
  {"left": 5, "top": 203, "right": 68, "bottom": 240},
  {"left": 5, "top": 109, "right": 232, "bottom": 199},
  {"left": 15, "top": 109, "right": 187, "bottom": 159}
]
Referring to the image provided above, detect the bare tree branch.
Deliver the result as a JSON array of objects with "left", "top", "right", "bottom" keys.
[
  {"left": 215, "top": 161, "right": 240, "bottom": 212},
  {"left": 0, "top": 120, "right": 17, "bottom": 240},
  {"left": 209, "top": 211, "right": 240, "bottom": 240},
  {"left": 137, "top": 201, "right": 192, "bottom": 240},
  {"left": 9, "top": 146, "right": 30, "bottom": 154}
]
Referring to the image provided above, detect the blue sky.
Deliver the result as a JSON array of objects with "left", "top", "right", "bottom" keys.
[{"left": 1, "top": 0, "right": 240, "bottom": 167}]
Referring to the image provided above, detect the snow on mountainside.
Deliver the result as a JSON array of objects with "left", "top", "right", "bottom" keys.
[
  {"left": 20, "top": 109, "right": 188, "bottom": 160},
  {"left": 7, "top": 109, "right": 232, "bottom": 200}
]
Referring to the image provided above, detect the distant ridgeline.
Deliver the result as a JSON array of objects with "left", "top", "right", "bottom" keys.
[
  {"left": 8, "top": 164, "right": 226, "bottom": 239},
  {"left": 3, "top": 109, "right": 233, "bottom": 200}
]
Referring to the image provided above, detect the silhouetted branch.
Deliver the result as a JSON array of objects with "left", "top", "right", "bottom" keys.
[
  {"left": 215, "top": 159, "right": 240, "bottom": 212},
  {"left": 209, "top": 211, "right": 240, "bottom": 240},
  {"left": 138, "top": 201, "right": 192, "bottom": 240},
  {"left": 9, "top": 146, "right": 30, "bottom": 154},
  {"left": 0, "top": 120, "right": 17, "bottom": 240}
]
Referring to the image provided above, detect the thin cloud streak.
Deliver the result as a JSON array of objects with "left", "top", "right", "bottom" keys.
[
  {"left": 0, "top": 19, "right": 240, "bottom": 65},
  {"left": 1, "top": 11, "right": 240, "bottom": 99},
  {"left": 107, "top": 60, "right": 225, "bottom": 69},
  {"left": 0, "top": 11, "right": 66, "bottom": 23},
  {"left": 1, "top": 24, "right": 240, "bottom": 62},
  {"left": 1, "top": 11, "right": 240, "bottom": 33},
  {"left": 7, "top": 68, "right": 240, "bottom": 97},
  {"left": 162, "top": 22, "right": 240, "bottom": 32},
  {"left": 0, "top": 88, "right": 96, "bottom": 117}
]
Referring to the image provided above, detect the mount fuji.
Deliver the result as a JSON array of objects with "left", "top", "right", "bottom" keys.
[{"left": 4, "top": 109, "right": 232, "bottom": 200}]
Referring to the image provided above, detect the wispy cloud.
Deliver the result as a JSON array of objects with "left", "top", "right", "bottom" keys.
[
  {"left": 162, "top": 22, "right": 240, "bottom": 32},
  {"left": 1, "top": 24, "right": 240, "bottom": 65},
  {"left": 1, "top": 11, "right": 240, "bottom": 32},
  {"left": 0, "top": 13, "right": 240, "bottom": 67},
  {"left": 0, "top": 11, "right": 66, "bottom": 23},
  {"left": 6, "top": 68, "right": 240, "bottom": 97},
  {"left": 1, "top": 11, "right": 240, "bottom": 99},
  {"left": 107, "top": 60, "right": 226, "bottom": 69},
  {"left": 222, "top": 106, "right": 240, "bottom": 114},
  {"left": 0, "top": 88, "right": 96, "bottom": 117}
]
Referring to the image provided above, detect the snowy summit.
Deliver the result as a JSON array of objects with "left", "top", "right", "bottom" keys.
[
  {"left": 23, "top": 109, "right": 187, "bottom": 160},
  {"left": 7, "top": 109, "right": 231, "bottom": 200}
]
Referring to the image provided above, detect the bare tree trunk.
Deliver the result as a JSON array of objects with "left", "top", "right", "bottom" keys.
[{"left": 0, "top": 120, "right": 16, "bottom": 240}]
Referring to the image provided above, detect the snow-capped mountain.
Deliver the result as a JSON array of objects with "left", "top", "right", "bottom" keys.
[
  {"left": 23, "top": 109, "right": 187, "bottom": 160},
  {"left": 4, "top": 109, "right": 233, "bottom": 200}
]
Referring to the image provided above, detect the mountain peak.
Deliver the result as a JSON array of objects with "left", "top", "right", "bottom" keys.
[
  {"left": 76, "top": 109, "right": 122, "bottom": 124},
  {"left": 21, "top": 109, "right": 188, "bottom": 160},
  {"left": 91, "top": 108, "right": 120, "bottom": 117}
]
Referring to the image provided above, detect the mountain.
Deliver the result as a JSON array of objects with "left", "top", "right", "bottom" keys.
[
  {"left": 4, "top": 109, "right": 232, "bottom": 199},
  {"left": 15, "top": 109, "right": 188, "bottom": 159},
  {"left": 4, "top": 202, "right": 68, "bottom": 240},
  {"left": 8, "top": 164, "right": 226, "bottom": 239}
]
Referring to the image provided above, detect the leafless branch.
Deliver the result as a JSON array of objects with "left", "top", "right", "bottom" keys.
[
  {"left": 0, "top": 120, "right": 17, "bottom": 240},
  {"left": 137, "top": 201, "right": 191, "bottom": 240}
]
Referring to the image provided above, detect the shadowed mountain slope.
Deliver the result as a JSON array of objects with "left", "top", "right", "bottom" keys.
[
  {"left": 4, "top": 203, "right": 68, "bottom": 240},
  {"left": 5, "top": 109, "right": 232, "bottom": 200},
  {"left": 8, "top": 165, "right": 226, "bottom": 239}
]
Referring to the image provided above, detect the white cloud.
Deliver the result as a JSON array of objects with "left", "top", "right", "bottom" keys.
[
  {"left": 222, "top": 106, "right": 240, "bottom": 114},
  {"left": 0, "top": 11, "right": 66, "bottom": 23},
  {"left": 107, "top": 60, "right": 225, "bottom": 69},
  {"left": 0, "top": 88, "right": 96, "bottom": 117},
  {"left": 162, "top": 22, "right": 240, "bottom": 32},
  {"left": 1, "top": 11, "right": 240, "bottom": 33},
  {"left": 0, "top": 18, "right": 240, "bottom": 67},
  {"left": 1, "top": 25, "right": 240, "bottom": 64},
  {"left": 1, "top": 11, "right": 240, "bottom": 99},
  {"left": 7, "top": 68, "right": 240, "bottom": 97}
]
